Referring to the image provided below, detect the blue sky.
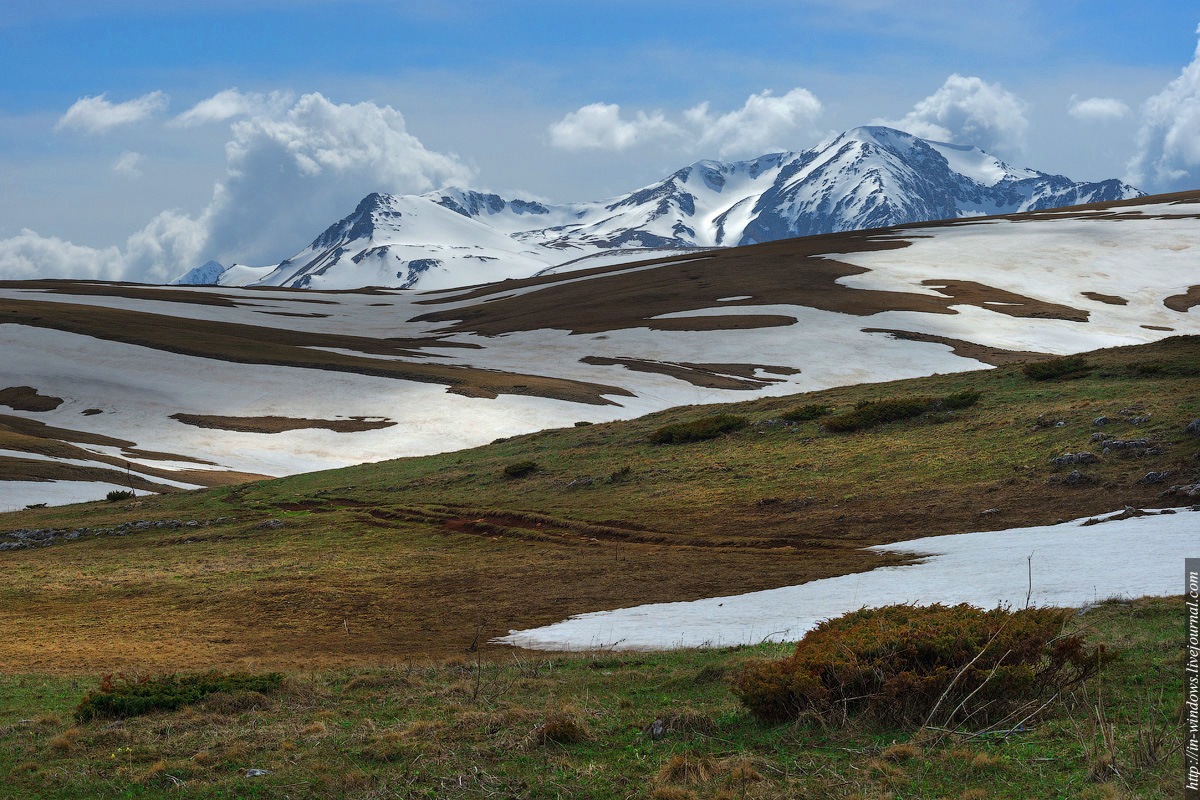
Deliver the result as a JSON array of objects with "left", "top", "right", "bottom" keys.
[{"left": 1, "top": 1, "right": 1198, "bottom": 281}]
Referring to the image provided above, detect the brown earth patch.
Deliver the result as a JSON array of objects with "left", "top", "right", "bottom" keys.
[
  {"left": 0, "top": 297, "right": 630, "bottom": 405},
  {"left": 80, "top": 408, "right": 102, "bottom": 416},
  {"left": 0, "top": 386, "right": 63, "bottom": 412},
  {"left": 861, "top": 329, "right": 1055, "bottom": 366},
  {"left": 259, "top": 311, "right": 332, "bottom": 318},
  {"left": 1081, "top": 291, "right": 1128, "bottom": 306},
  {"left": 413, "top": 229, "right": 1093, "bottom": 337},
  {"left": 170, "top": 414, "right": 397, "bottom": 434},
  {"left": 1164, "top": 285, "right": 1200, "bottom": 313},
  {"left": 920, "top": 280, "right": 1090, "bottom": 321},
  {"left": 0, "top": 456, "right": 180, "bottom": 492},
  {"left": 580, "top": 356, "right": 800, "bottom": 390},
  {"left": 1142, "top": 325, "right": 1175, "bottom": 331}
]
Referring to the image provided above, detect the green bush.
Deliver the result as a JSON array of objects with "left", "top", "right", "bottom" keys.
[
  {"left": 781, "top": 403, "right": 832, "bottom": 422},
  {"left": 649, "top": 414, "right": 748, "bottom": 444},
  {"left": 76, "top": 671, "right": 283, "bottom": 721},
  {"left": 1023, "top": 355, "right": 1092, "bottom": 381},
  {"left": 821, "top": 390, "right": 981, "bottom": 433},
  {"left": 731, "top": 604, "right": 1102, "bottom": 726},
  {"left": 105, "top": 490, "right": 135, "bottom": 502},
  {"left": 502, "top": 460, "right": 539, "bottom": 478}
]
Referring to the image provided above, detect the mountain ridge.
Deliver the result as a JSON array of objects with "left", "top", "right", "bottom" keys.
[{"left": 175, "top": 126, "right": 1143, "bottom": 290}]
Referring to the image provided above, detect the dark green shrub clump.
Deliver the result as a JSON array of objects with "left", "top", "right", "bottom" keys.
[
  {"left": 502, "top": 460, "right": 539, "bottom": 478},
  {"left": 781, "top": 403, "right": 832, "bottom": 422},
  {"left": 649, "top": 414, "right": 748, "bottom": 444},
  {"left": 822, "top": 390, "right": 981, "bottom": 433},
  {"left": 1023, "top": 355, "right": 1092, "bottom": 381},
  {"left": 76, "top": 671, "right": 283, "bottom": 721},
  {"left": 731, "top": 604, "right": 1102, "bottom": 726},
  {"left": 105, "top": 490, "right": 135, "bottom": 502}
]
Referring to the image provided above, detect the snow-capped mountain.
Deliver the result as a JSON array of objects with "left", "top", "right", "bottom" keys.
[{"left": 176, "top": 126, "right": 1142, "bottom": 290}]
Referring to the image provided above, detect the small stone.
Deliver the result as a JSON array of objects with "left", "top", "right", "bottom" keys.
[
  {"left": 1093, "top": 416, "right": 1110, "bottom": 427},
  {"left": 245, "top": 768, "right": 272, "bottom": 778},
  {"left": 1186, "top": 419, "right": 1200, "bottom": 437}
]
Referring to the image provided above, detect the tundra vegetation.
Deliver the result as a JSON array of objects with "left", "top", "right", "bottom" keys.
[{"left": 0, "top": 336, "right": 1196, "bottom": 797}]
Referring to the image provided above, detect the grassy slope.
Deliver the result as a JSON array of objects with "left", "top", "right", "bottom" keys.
[
  {"left": 0, "top": 597, "right": 1185, "bottom": 799},
  {"left": 0, "top": 336, "right": 1198, "bottom": 672}
]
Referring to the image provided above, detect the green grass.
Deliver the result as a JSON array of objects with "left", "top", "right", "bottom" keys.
[{"left": 0, "top": 597, "right": 1184, "bottom": 799}]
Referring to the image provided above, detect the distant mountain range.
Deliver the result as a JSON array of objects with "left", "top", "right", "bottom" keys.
[{"left": 173, "top": 126, "right": 1143, "bottom": 290}]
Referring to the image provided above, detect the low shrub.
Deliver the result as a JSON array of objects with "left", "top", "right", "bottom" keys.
[
  {"left": 731, "top": 603, "right": 1102, "bottom": 726},
  {"left": 76, "top": 671, "right": 283, "bottom": 721},
  {"left": 822, "top": 390, "right": 981, "bottom": 433},
  {"left": 105, "top": 490, "right": 135, "bottom": 502},
  {"left": 502, "top": 460, "right": 538, "bottom": 478},
  {"left": 780, "top": 403, "right": 832, "bottom": 422},
  {"left": 1023, "top": 355, "right": 1092, "bottom": 381},
  {"left": 650, "top": 414, "right": 748, "bottom": 444}
]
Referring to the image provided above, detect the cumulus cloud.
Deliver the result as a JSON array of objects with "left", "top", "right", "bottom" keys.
[
  {"left": 548, "top": 88, "right": 823, "bottom": 158},
  {"left": 111, "top": 150, "right": 143, "bottom": 177},
  {"left": 56, "top": 91, "right": 168, "bottom": 133},
  {"left": 3, "top": 92, "right": 473, "bottom": 282},
  {"left": 173, "top": 88, "right": 294, "bottom": 126},
  {"left": 686, "top": 88, "right": 823, "bottom": 157},
  {"left": 1067, "top": 96, "right": 1131, "bottom": 122},
  {"left": 875, "top": 74, "right": 1029, "bottom": 154},
  {"left": 547, "top": 103, "right": 679, "bottom": 150},
  {"left": 1126, "top": 26, "right": 1200, "bottom": 191}
]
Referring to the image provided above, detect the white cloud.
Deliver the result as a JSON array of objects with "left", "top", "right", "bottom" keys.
[
  {"left": 1126, "top": 26, "right": 1200, "bottom": 192},
  {"left": 111, "top": 150, "right": 143, "bottom": 177},
  {"left": 55, "top": 91, "right": 168, "bottom": 134},
  {"left": 875, "top": 74, "right": 1029, "bottom": 154},
  {"left": 548, "top": 88, "right": 823, "bottom": 157},
  {"left": 547, "top": 103, "right": 679, "bottom": 151},
  {"left": 3, "top": 91, "right": 473, "bottom": 282},
  {"left": 1067, "top": 95, "right": 1131, "bottom": 122},
  {"left": 173, "top": 88, "right": 294, "bottom": 126},
  {"left": 686, "top": 88, "right": 823, "bottom": 157}
]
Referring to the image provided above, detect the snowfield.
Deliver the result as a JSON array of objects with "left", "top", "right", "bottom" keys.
[
  {"left": 2, "top": 192, "right": 1197, "bottom": 508},
  {"left": 495, "top": 507, "right": 1200, "bottom": 651}
]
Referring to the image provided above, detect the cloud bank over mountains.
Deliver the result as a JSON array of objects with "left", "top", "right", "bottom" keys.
[
  {"left": 6, "top": 91, "right": 473, "bottom": 283},
  {"left": 4, "top": 24, "right": 1200, "bottom": 285},
  {"left": 1126, "top": 24, "right": 1200, "bottom": 191}
]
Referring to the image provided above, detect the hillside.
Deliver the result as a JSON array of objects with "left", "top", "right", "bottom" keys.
[
  {"left": 4, "top": 190, "right": 1198, "bottom": 510},
  {"left": 1, "top": 335, "right": 1197, "bottom": 672}
]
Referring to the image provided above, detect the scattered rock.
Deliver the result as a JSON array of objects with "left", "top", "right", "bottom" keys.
[
  {"left": 1051, "top": 452, "right": 1098, "bottom": 467},
  {"left": 646, "top": 719, "right": 665, "bottom": 741},
  {"left": 979, "top": 508, "right": 1001, "bottom": 515},
  {"left": 1140, "top": 471, "right": 1171, "bottom": 485},
  {"left": 1092, "top": 416, "right": 1110, "bottom": 427},
  {"left": 1165, "top": 482, "right": 1200, "bottom": 499},
  {"left": 1063, "top": 470, "right": 1093, "bottom": 486},
  {"left": 244, "top": 768, "right": 272, "bottom": 778},
  {"left": 1090, "top": 432, "right": 1113, "bottom": 442},
  {"left": 1127, "top": 415, "right": 1152, "bottom": 426},
  {"left": 1101, "top": 438, "right": 1150, "bottom": 453},
  {"left": 251, "top": 519, "right": 285, "bottom": 530},
  {"left": 0, "top": 517, "right": 236, "bottom": 551},
  {"left": 1186, "top": 419, "right": 1200, "bottom": 437},
  {"left": 565, "top": 476, "right": 595, "bottom": 488}
]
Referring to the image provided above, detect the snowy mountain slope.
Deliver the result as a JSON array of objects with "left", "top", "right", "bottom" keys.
[
  {"left": 241, "top": 193, "right": 555, "bottom": 291},
  {"left": 175, "top": 127, "right": 1142, "bottom": 291},
  {"left": 13, "top": 191, "right": 1197, "bottom": 509}
]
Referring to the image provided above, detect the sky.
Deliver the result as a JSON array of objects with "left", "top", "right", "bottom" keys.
[{"left": 1, "top": 1, "right": 1199, "bottom": 283}]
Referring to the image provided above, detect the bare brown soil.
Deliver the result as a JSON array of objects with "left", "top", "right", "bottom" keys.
[
  {"left": 1165, "top": 285, "right": 1200, "bottom": 312},
  {"left": 1081, "top": 291, "right": 1129, "bottom": 305},
  {"left": 0, "top": 385, "right": 63, "bottom": 412},
  {"left": 920, "top": 280, "right": 1089, "bottom": 321},
  {"left": 170, "top": 413, "right": 397, "bottom": 434},
  {"left": 0, "top": 297, "right": 630, "bottom": 405},
  {"left": 861, "top": 329, "right": 1053, "bottom": 366},
  {"left": 580, "top": 357, "right": 800, "bottom": 389}
]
